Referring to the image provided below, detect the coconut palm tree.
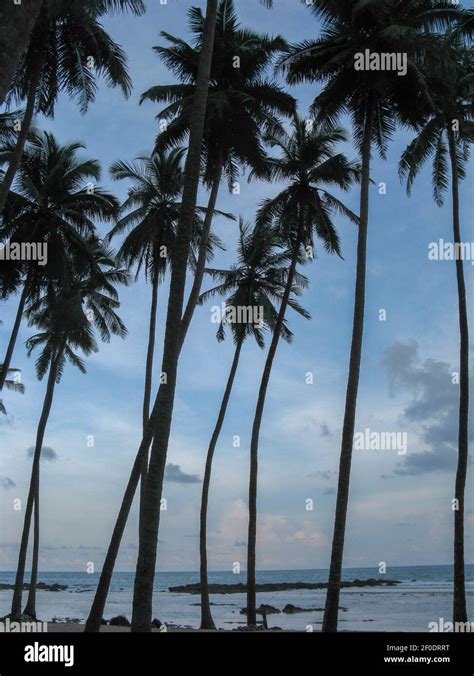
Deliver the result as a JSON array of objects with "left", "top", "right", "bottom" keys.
[
  {"left": 280, "top": 0, "right": 463, "bottom": 631},
  {"left": 140, "top": 0, "right": 294, "bottom": 344},
  {"left": 0, "top": 130, "right": 119, "bottom": 391},
  {"left": 0, "top": 0, "right": 144, "bottom": 105},
  {"left": 244, "top": 113, "right": 360, "bottom": 626},
  {"left": 85, "top": 0, "right": 221, "bottom": 633},
  {"left": 399, "top": 39, "right": 473, "bottom": 623},
  {"left": 0, "top": 0, "right": 140, "bottom": 215},
  {"left": 108, "top": 147, "right": 228, "bottom": 534},
  {"left": 197, "top": 217, "right": 310, "bottom": 628},
  {"left": 86, "top": 0, "right": 275, "bottom": 633},
  {"left": 11, "top": 237, "right": 129, "bottom": 619},
  {"left": 131, "top": 0, "right": 292, "bottom": 632}
]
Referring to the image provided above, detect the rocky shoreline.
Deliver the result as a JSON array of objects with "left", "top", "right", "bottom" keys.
[
  {"left": 169, "top": 578, "right": 400, "bottom": 594},
  {"left": 0, "top": 582, "right": 67, "bottom": 592}
]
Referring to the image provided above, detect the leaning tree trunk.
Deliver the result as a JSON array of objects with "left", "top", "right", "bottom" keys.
[
  {"left": 84, "top": 0, "right": 219, "bottom": 633},
  {"left": 200, "top": 337, "right": 244, "bottom": 629},
  {"left": 131, "top": 0, "right": 219, "bottom": 632},
  {"left": 10, "top": 347, "right": 62, "bottom": 618},
  {"left": 322, "top": 105, "right": 374, "bottom": 633},
  {"left": 0, "top": 276, "right": 30, "bottom": 391},
  {"left": 23, "top": 472, "right": 39, "bottom": 618},
  {"left": 448, "top": 128, "right": 469, "bottom": 624},
  {"left": 138, "top": 268, "right": 160, "bottom": 539},
  {"left": 246, "top": 228, "right": 303, "bottom": 627},
  {"left": 84, "top": 176, "right": 222, "bottom": 631},
  {"left": 0, "top": 59, "right": 42, "bottom": 215},
  {"left": 0, "top": 0, "right": 42, "bottom": 105},
  {"left": 180, "top": 155, "right": 224, "bottom": 347}
]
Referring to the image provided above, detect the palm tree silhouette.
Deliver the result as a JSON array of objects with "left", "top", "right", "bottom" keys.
[
  {"left": 197, "top": 217, "right": 310, "bottom": 628},
  {"left": 11, "top": 236, "right": 129, "bottom": 619},
  {"left": 0, "top": 130, "right": 119, "bottom": 391},
  {"left": 245, "top": 113, "right": 360, "bottom": 626},
  {"left": 399, "top": 37, "right": 473, "bottom": 623},
  {"left": 0, "top": 0, "right": 140, "bottom": 214},
  {"left": 280, "top": 0, "right": 463, "bottom": 631}
]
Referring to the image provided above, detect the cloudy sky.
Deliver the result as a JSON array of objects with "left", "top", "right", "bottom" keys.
[{"left": 0, "top": 0, "right": 473, "bottom": 573}]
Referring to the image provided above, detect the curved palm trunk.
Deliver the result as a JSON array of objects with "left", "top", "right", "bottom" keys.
[
  {"left": 200, "top": 337, "right": 244, "bottom": 629},
  {"left": 322, "top": 105, "right": 374, "bottom": 633},
  {"left": 0, "top": 60, "right": 42, "bottom": 215},
  {"left": 181, "top": 156, "right": 224, "bottom": 347},
  {"left": 246, "top": 233, "right": 302, "bottom": 627},
  {"left": 84, "top": 0, "right": 219, "bottom": 633},
  {"left": 84, "top": 177, "right": 221, "bottom": 631},
  {"left": 0, "top": 0, "right": 42, "bottom": 105},
  {"left": 0, "top": 278, "right": 30, "bottom": 391},
  {"left": 138, "top": 269, "right": 159, "bottom": 538},
  {"left": 10, "top": 346, "right": 62, "bottom": 618},
  {"left": 23, "top": 473, "right": 39, "bottom": 618},
  {"left": 131, "top": 0, "right": 219, "bottom": 632},
  {"left": 448, "top": 129, "right": 469, "bottom": 624}
]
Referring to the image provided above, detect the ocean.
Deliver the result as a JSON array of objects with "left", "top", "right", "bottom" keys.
[{"left": 1, "top": 565, "right": 473, "bottom": 631}]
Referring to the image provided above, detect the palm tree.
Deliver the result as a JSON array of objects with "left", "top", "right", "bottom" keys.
[
  {"left": 244, "top": 113, "right": 360, "bottom": 626},
  {"left": 85, "top": 0, "right": 221, "bottom": 633},
  {"left": 399, "top": 39, "right": 473, "bottom": 623},
  {"left": 280, "top": 0, "right": 463, "bottom": 632},
  {"left": 86, "top": 0, "right": 275, "bottom": 634},
  {"left": 197, "top": 218, "right": 310, "bottom": 628},
  {"left": 11, "top": 238, "right": 129, "bottom": 619},
  {"left": 0, "top": 130, "right": 119, "bottom": 392},
  {"left": 108, "top": 147, "right": 228, "bottom": 535},
  {"left": 0, "top": 0, "right": 144, "bottom": 105},
  {"left": 140, "top": 0, "right": 294, "bottom": 345},
  {"left": 0, "top": 0, "right": 140, "bottom": 215},
  {"left": 131, "top": 0, "right": 292, "bottom": 632}
]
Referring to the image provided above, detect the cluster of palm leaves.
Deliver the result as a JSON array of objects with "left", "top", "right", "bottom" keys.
[{"left": 0, "top": 0, "right": 472, "bottom": 632}]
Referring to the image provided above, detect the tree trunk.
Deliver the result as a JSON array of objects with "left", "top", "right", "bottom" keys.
[
  {"left": 180, "top": 157, "right": 223, "bottom": 348},
  {"left": 246, "top": 228, "right": 303, "bottom": 627},
  {"left": 0, "top": 0, "right": 42, "bottom": 105},
  {"left": 84, "top": 165, "right": 222, "bottom": 631},
  {"left": 0, "top": 59, "right": 42, "bottom": 215},
  {"left": 200, "top": 337, "right": 244, "bottom": 629},
  {"left": 23, "top": 471, "right": 39, "bottom": 618},
  {"left": 10, "top": 346, "right": 62, "bottom": 618},
  {"left": 131, "top": 0, "right": 219, "bottom": 633},
  {"left": 138, "top": 269, "right": 159, "bottom": 539},
  {"left": 84, "top": 0, "right": 219, "bottom": 633},
  {"left": 322, "top": 104, "right": 374, "bottom": 633},
  {"left": 0, "top": 278, "right": 30, "bottom": 391},
  {"left": 448, "top": 128, "right": 469, "bottom": 624}
]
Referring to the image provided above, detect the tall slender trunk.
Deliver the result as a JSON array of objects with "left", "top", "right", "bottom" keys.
[
  {"left": 322, "top": 104, "right": 374, "bottom": 633},
  {"left": 131, "top": 0, "right": 218, "bottom": 630},
  {"left": 180, "top": 157, "right": 223, "bottom": 348},
  {"left": 23, "top": 472, "right": 39, "bottom": 618},
  {"left": 448, "top": 128, "right": 469, "bottom": 624},
  {"left": 0, "top": 0, "right": 42, "bottom": 105},
  {"left": 84, "top": 0, "right": 219, "bottom": 633},
  {"left": 10, "top": 346, "right": 62, "bottom": 618},
  {"left": 246, "top": 229, "right": 303, "bottom": 627},
  {"left": 84, "top": 175, "right": 221, "bottom": 631},
  {"left": 200, "top": 337, "right": 244, "bottom": 629},
  {"left": 0, "top": 59, "right": 42, "bottom": 215},
  {"left": 138, "top": 269, "right": 159, "bottom": 538},
  {"left": 0, "top": 278, "right": 30, "bottom": 391}
]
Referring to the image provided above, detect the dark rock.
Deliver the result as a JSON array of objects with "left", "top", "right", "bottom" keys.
[
  {"left": 109, "top": 615, "right": 130, "bottom": 627},
  {"left": 151, "top": 619, "right": 162, "bottom": 629},
  {"left": 169, "top": 579, "right": 400, "bottom": 594},
  {"left": 282, "top": 604, "right": 324, "bottom": 614},
  {"left": 240, "top": 604, "right": 280, "bottom": 615},
  {"left": 101, "top": 618, "right": 108, "bottom": 626}
]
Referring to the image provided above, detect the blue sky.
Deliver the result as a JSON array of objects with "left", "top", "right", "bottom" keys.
[{"left": 0, "top": 0, "right": 473, "bottom": 573}]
